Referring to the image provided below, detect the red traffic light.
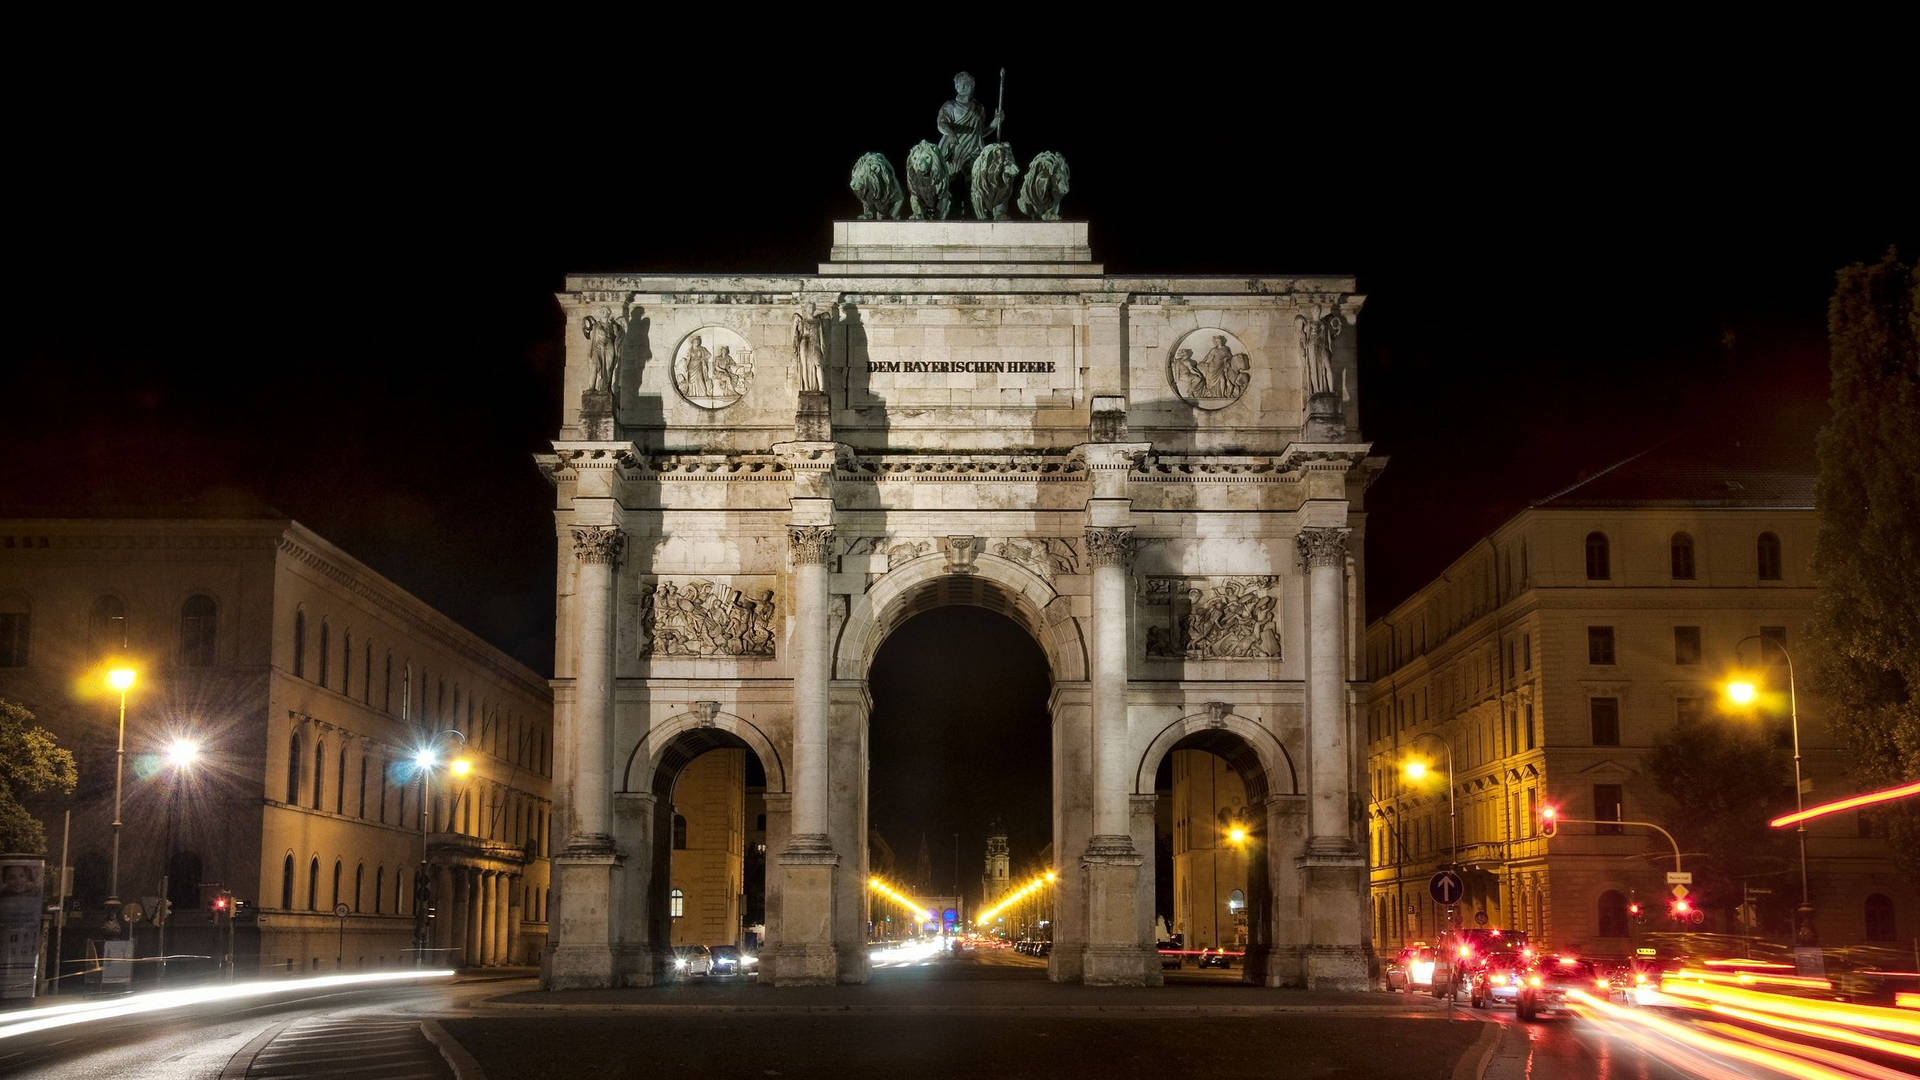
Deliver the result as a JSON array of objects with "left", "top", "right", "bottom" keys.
[
  {"left": 1627, "top": 901, "right": 1643, "bottom": 917},
  {"left": 212, "top": 892, "right": 232, "bottom": 914},
  {"left": 1539, "top": 806, "right": 1559, "bottom": 838},
  {"left": 1670, "top": 898, "right": 1692, "bottom": 917}
]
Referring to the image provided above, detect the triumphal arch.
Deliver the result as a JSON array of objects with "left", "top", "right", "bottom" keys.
[{"left": 539, "top": 129, "right": 1381, "bottom": 989}]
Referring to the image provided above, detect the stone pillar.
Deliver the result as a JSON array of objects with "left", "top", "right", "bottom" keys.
[
  {"left": 467, "top": 870, "right": 486, "bottom": 968},
  {"left": 506, "top": 875, "right": 523, "bottom": 966},
  {"left": 829, "top": 684, "right": 871, "bottom": 984},
  {"left": 1130, "top": 793, "right": 1163, "bottom": 986},
  {"left": 548, "top": 524, "right": 625, "bottom": 989},
  {"left": 492, "top": 872, "right": 509, "bottom": 965},
  {"left": 775, "top": 524, "right": 840, "bottom": 985},
  {"left": 432, "top": 866, "right": 453, "bottom": 954},
  {"left": 757, "top": 792, "right": 792, "bottom": 983},
  {"left": 451, "top": 870, "right": 472, "bottom": 969},
  {"left": 1081, "top": 525, "right": 1144, "bottom": 986},
  {"left": 613, "top": 792, "right": 665, "bottom": 985},
  {"left": 1296, "top": 527, "right": 1367, "bottom": 989}
]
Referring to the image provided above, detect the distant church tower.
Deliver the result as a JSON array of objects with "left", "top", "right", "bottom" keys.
[
  {"left": 913, "top": 833, "right": 935, "bottom": 892},
  {"left": 981, "top": 820, "right": 1011, "bottom": 907}
]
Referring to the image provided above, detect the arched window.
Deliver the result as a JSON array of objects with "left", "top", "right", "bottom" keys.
[
  {"left": 384, "top": 653, "right": 393, "bottom": 712},
  {"left": 282, "top": 853, "right": 295, "bottom": 909},
  {"left": 401, "top": 662, "right": 412, "bottom": 719},
  {"left": 353, "top": 863, "right": 363, "bottom": 911},
  {"left": 335, "top": 748, "right": 346, "bottom": 814},
  {"left": 358, "top": 756, "right": 367, "bottom": 818},
  {"left": 0, "top": 594, "right": 29, "bottom": 667},
  {"left": 313, "top": 740, "right": 326, "bottom": 810},
  {"left": 332, "top": 859, "right": 342, "bottom": 909},
  {"left": 1227, "top": 889, "right": 1246, "bottom": 913},
  {"left": 342, "top": 631, "right": 352, "bottom": 697},
  {"left": 1865, "top": 893, "right": 1895, "bottom": 942},
  {"left": 1757, "top": 532, "right": 1782, "bottom": 581},
  {"left": 287, "top": 731, "right": 302, "bottom": 803},
  {"left": 363, "top": 641, "right": 373, "bottom": 705},
  {"left": 672, "top": 814, "right": 688, "bottom": 849},
  {"left": 180, "top": 594, "right": 217, "bottom": 666},
  {"left": 379, "top": 759, "right": 391, "bottom": 824},
  {"left": 91, "top": 595, "right": 128, "bottom": 659},
  {"left": 394, "top": 870, "right": 404, "bottom": 915},
  {"left": 374, "top": 866, "right": 384, "bottom": 913},
  {"left": 670, "top": 889, "right": 685, "bottom": 918},
  {"left": 309, "top": 857, "right": 320, "bottom": 910},
  {"left": 318, "top": 620, "right": 330, "bottom": 688},
  {"left": 292, "top": 609, "right": 306, "bottom": 677},
  {"left": 1585, "top": 532, "right": 1611, "bottom": 580},
  {"left": 1670, "top": 533, "right": 1695, "bottom": 580},
  {"left": 1597, "top": 890, "right": 1628, "bottom": 937}
]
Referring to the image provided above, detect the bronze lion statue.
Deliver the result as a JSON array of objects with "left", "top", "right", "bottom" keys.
[
  {"left": 849, "top": 152, "right": 903, "bottom": 221},
  {"left": 904, "top": 140, "right": 950, "bottom": 220},
  {"left": 1017, "top": 151, "right": 1070, "bottom": 221},
  {"left": 969, "top": 142, "right": 1020, "bottom": 221}
]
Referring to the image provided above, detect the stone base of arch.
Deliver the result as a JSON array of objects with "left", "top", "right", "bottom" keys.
[{"left": 546, "top": 851, "right": 621, "bottom": 991}]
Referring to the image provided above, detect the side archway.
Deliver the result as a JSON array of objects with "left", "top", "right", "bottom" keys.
[
  {"left": 619, "top": 708, "right": 788, "bottom": 796},
  {"left": 1133, "top": 708, "right": 1298, "bottom": 799},
  {"left": 836, "top": 551, "right": 1086, "bottom": 681}
]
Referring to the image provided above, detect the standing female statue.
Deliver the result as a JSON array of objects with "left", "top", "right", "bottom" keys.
[
  {"left": 792, "top": 302, "right": 829, "bottom": 394},
  {"left": 937, "top": 71, "right": 1003, "bottom": 189}
]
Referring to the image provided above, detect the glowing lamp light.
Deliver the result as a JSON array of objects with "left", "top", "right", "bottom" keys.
[
  {"left": 165, "top": 739, "right": 199, "bottom": 768},
  {"left": 1725, "top": 680, "right": 1758, "bottom": 706},
  {"left": 108, "top": 667, "right": 137, "bottom": 692},
  {"left": 1043, "top": 871, "right": 1057, "bottom": 883},
  {"left": 1403, "top": 759, "right": 1429, "bottom": 780},
  {"left": 413, "top": 749, "right": 437, "bottom": 769},
  {"left": 1226, "top": 825, "right": 1248, "bottom": 845},
  {"left": 450, "top": 758, "right": 473, "bottom": 777}
]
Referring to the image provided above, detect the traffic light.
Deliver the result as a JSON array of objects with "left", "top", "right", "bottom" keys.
[
  {"left": 1627, "top": 898, "right": 1644, "bottom": 921},
  {"left": 1669, "top": 897, "right": 1692, "bottom": 920},
  {"left": 1539, "top": 806, "right": 1558, "bottom": 838},
  {"left": 211, "top": 891, "right": 232, "bottom": 918}
]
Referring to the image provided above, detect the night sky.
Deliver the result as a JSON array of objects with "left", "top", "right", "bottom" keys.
[{"left": 10, "top": 44, "right": 1910, "bottom": 885}]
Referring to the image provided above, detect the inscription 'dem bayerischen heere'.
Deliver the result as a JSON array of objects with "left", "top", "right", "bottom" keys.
[{"left": 866, "top": 360, "right": 1056, "bottom": 373}]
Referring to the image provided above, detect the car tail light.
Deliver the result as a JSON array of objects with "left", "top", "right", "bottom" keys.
[
  {"left": 1529, "top": 974, "right": 1543, "bottom": 986},
  {"left": 1491, "top": 974, "right": 1508, "bottom": 985}
]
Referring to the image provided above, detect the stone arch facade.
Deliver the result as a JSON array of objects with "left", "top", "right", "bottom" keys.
[{"left": 540, "top": 220, "right": 1378, "bottom": 991}]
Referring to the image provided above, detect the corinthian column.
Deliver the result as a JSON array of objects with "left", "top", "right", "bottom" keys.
[
  {"left": 787, "top": 524, "right": 835, "bottom": 848},
  {"left": 1297, "top": 528, "right": 1353, "bottom": 852},
  {"left": 1084, "top": 526, "right": 1135, "bottom": 845},
  {"left": 567, "top": 525, "right": 623, "bottom": 853}
]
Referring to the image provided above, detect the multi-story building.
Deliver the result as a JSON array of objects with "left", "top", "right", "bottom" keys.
[
  {"left": 1364, "top": 444, "right": 1915, "bottom": 955},
  {"left": 0, "top": 515, "right": 553, "bottom": 978},
  {"left": 668, "top": 747, "right": 744, "bottom": 947},
  {"left": 1169, "top": 749, "right": 1250, "bottom": 951},
  {"left": 981, "top": 821, "right": 1011, "bottom": 910}
]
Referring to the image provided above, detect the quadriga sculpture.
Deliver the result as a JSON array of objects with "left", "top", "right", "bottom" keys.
[
  {"left": 1017, "top": 151, "right": 1070, "bottom": 221},
  {"left": 904, "top": 140, "right": 950, "bottom": 220},
  {"left": 849, "top": 152, "right": 903, "bottom": 220},
  {"left": 969, "top": 142, "right": 1019, "bottom": 221}
]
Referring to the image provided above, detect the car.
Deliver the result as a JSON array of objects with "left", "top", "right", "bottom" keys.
[
  {"left": 1387, "top": 943, "right": 1436, "bottom": 992},
  {"left": 1468, "top": 952, "right": 1529, "bottom": 1009},
  {"left": 1431, "top": 928, "right": 1531, "bottom": 1000},
  {"left": 709, "top": 945, "right": 750, "bottom": 976},
  {"left": 672, "top": 944, "right": 713, "bottom": 977},
  {"left": 1517, "top": 955, "right": 1608, "bottom": 1021},
  {"left": 1197, "top": 946, "right": 1237, "bottom": 969}
]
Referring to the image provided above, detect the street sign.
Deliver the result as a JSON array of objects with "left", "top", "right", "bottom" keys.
[
  {"left": 1428, "top": 870, "right": 1464, "bottom": 906},
  {"left": 1670, "top": 884, "right": 1690, "bottom": 900},
  {"left": 1746, "top": 887, "right": 1773, "bottom": 896},
  {"left": 1474, "top": 910, "right": 1489, "bottom": 925},
  {"left": 334, "top": 903, "right": 351, "bottom": 918},
  {"left": 1665, "top": 871, "right": 1693, "bottom": 885}
]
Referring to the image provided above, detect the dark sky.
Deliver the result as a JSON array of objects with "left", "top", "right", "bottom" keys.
[{"left": 9, "top": 41, "right": 1910, "bottom": 870}]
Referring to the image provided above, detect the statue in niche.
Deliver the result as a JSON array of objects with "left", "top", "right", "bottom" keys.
[
  {"left": 1017, "top": 151, "right": 1070, "bottom": 220},
  {"left": 849, "top": 152, "right": 904, "bottom": 220},
  {"left": 1298, "top": 306, "right": 1345, "bottom": 398},
  {"left": 1200, "top": 335, "right": 1235, "bottom": 397},
  {"left": 1143, "top": 577, "right": 1281, "bottom": 660},
  {"left": 970, "top": 143, "right": 1020, "bottom": 221},
  {"left": 936, "top": 70, "right": 1003, "bottom": 198},
  {"left": 791, "top": 302, "right": 830, "bottom": 394},
  {"left": 680, "top": 335, "right": 713, "bottom": 398},
  {"left": 582, "top": 297, "right": 639, "bottom": 394},
  {"left": 639, "top": 579, "right": 775, "bottom": 658},
  {"left": 904, "top": 141, "right": 951, "bottom": 220}
]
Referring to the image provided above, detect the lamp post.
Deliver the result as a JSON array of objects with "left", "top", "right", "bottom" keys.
[
  {"left": 157, "top": 738, "right": 198, "bottom": 984},
  {"left": 103, "top": 666, "right": 137, "bottom": 936},
  {"left": 411, "top": 731, "right": 469, "bottom": 968},
  {"left": 1726, "top": 635, "right": 1813, "bottom": 948},
  {"left": 1403, "top": 732, "right": 1457, "bottom": 932}
]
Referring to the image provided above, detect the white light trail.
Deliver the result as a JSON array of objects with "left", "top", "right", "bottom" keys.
[{"left": 0, "top": 970, "right": 454, "bottom": 1041}]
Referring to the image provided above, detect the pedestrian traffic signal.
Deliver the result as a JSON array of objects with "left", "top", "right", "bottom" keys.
[
  {"left": 211, "top": 891, "right": 233, "bottom": 918},
  {"left": 1539, "top": 806, "right": 1558, "bottom": 837},
  {"left": 1627, "top": 900, "right": 1644, "bottom": 920},
  {"left": 1669, "top": 897, "right": 1692, "bottom": 919}
]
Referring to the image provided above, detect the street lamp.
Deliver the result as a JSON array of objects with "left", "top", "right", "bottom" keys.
[
  {"left": 1401, "top": 733, "right": 1457, "bottom": 870},
  {"left": 104, "top": 665, "right": 137, "bottom": 935},
  {"left": 158, "top": 737, "right": 198, "bottom": 983},
  {"left": 411, "top": 731, "right": 469, "bottom": 968},
  {"left": 1726, "top": 634, "right": 1813, "bottom": 948}
]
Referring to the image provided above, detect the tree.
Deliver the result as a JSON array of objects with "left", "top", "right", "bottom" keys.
[
  {"left": 1811, "top": 249, "right": 1920, "bottom": 876},
  {"left": 1647, "top": 720, "right": 1794, "bottom": 921},
  {"left": 0, "top": 697, "right": 78, "bottom": 854}
]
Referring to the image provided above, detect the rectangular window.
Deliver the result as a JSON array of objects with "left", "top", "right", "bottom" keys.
[
  {"left": 1507, "top": 707, "right": 1519, "bottom": 755},
  {"left": 1590, "top": 697, "right": 1621, "bottom": 746},
  {"left": 1525, "top": 703, "right": 1536, "bottom": 750},
  {"left": 1506, "top": 642, "right": 1516, "bottom": 681},
  {"left": 1673, "top": 626, "right": 1702, "bottom": 665},
  {"left": 1522, "top": 633, "right": 1531, "bottom": 670},
  {"left": 1593, "top": 784, "right": 1623, "bottom": 834},
  {"left": 1525, "top": 788, "right": 1538, "bottom": 837},
  {"left": 1588, "top": 626, "right": 1616, "bottom": 665},
  {"left": 0, "top": 611, "right": 27, "bottom": 667},
  {"left": 1676, "top": 697, "right": 1703, "bottom": 726}
]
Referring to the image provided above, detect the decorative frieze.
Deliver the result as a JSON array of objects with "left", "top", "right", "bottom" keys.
[
  {"left": 1083, "top": 527, "right": 1135, "bottom": 569},
  {"left": 1141, "top": 576, "right": 1281, "bottom": 660},
  {"left": 991, "top": 537, "right": 1078, "bottom": 579},
  {"left": 570, "top": 526, "right": 626, "bottom": 566},
  {"left": 787, "top": 525, "right": 836, "bottom": 566},
  {"left": 1295, "top": 528, "right": 1350, "bottom": 568},
  {"left": 637, "top": 579, "right": 775, "bottom": 658}
]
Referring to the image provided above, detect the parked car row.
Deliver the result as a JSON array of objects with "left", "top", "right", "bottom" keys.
[
  {"left": 671, "top": 944, "right": 758, "bottom": 977},
  {"left": 1014, "top": 939, "right": 1052, "bottom": 956}
]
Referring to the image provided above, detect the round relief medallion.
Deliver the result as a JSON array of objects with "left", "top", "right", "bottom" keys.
[
  {"left": 672, "top": 326, "right": 754, "bottom": 409},
  {"left": 1168, "top": 328, "right": 1252, "bottom": 411}
]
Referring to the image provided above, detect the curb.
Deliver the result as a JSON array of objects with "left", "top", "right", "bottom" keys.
[
  {"left": 1452, "top": 1020, "right": 1500, "bottom": 1080},
  {"left": 478, "top": 998, "right": 1457, "bottom": 1017},
  {"left": 423, "top": 1018, "right": 488, "bottom": 1080},
  {"left": 218, "top": 1017, "right": 295, "bottom": 1080}
]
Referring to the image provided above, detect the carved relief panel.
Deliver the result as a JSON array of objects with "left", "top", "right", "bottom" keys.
[
  {"left": 1139, "top": 575, "right": 1281, "bottom": 660},
  {"left": 1167, "top": 327, "right": 1254, "bottom": 411},
  {"left": 671, "top": 326, "right": 755, "bottom": 410},
  {"left": 637, "top": 577, "right": 776, "bottom": 657}
]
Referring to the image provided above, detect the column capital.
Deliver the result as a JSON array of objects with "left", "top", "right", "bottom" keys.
[
  {"left": 570, "top": 525, "right": 626, "bottom": 566},
  {"left": 1083, "top": 526, "right": 1135, "bottom": 568},
  {"left": 1295, "top": 527, "right": 1351, "bottom": 568},
  {"left": 787, "top": 525, "right": 836, "bottom": 565}
]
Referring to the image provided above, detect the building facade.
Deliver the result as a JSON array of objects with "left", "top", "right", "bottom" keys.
[
  {"left": 667, "top": 747, "right": 744, "bottom": 947},
  {"left": 1170, "top": 749, "right": 1250, "bottom": 950},
  {"left": 1364, "top": 449, "right": 1916, "bottom": 956},
  {"left": 0, "top": 517, "right": 554, "bottom": 977},
  {"left": 542, "top": 217, "right": 1382, "bottom": 990}
]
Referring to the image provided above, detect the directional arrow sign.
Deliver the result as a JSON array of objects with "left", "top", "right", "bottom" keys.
[
  {"left": 1666, "top": 871, "right": 1693, "bottom": 885},
  {"left": 1429, "top": 870, "right": 1465, "bottom": 906},
  {"left": 1671, "top": 884, "right": 1690, "bottom": 900}
]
